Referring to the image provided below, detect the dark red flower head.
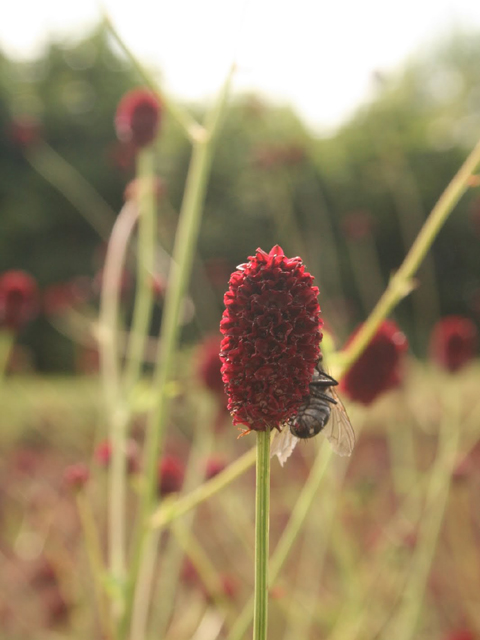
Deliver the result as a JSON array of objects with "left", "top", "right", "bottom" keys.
[
  {"left": 157, "top": 455, "right": 185, "bottom": 496},
  {"left": 339, "top": 320, "right": 408, "bottom": 405},
  {"left": 115, "top": 89, "right": 162, "bottom": 148},
  {"left": 0, "top": 270, "right": 39, "bottom": 332},
  {"left": 429, "top": 316, "right": 478, "bottom": 373},
  {"left": 220, "top": 245, "right": 322, "bottom": 432}
]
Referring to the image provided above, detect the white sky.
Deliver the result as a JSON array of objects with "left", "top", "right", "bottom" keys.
[{"left": 2, "top": 0, "right": 480, "bottom": 132}]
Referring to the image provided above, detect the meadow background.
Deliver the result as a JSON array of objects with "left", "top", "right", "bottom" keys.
[{"left": 0, "top": 17, "right": 479, "bottom": 640}]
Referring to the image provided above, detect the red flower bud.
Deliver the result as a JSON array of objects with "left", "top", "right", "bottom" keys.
[
  {"left": 220, "top": 246, "right": 322, "bottom": 432},
  {"left": 63, "top": 463, "right": 90, "bottom": 491},
  {"left": 0, "top": 270, "right": 39, "bottom": 332},
  {"left": 339, "top": 320, "right": 408, "bottom": 405},
  {"left": 94, "top": 438, "right": 140, "bottom": 474},
  {"left": 204, "top": 456, "right": 227, "bottom": 480},
  {"left": 115, "top": 89, "right": 162, "bottom": 148},
  {"left": 429, "top": 316, "right": 478, "bottom": 373},
  {"left": 157, "top": 455, "right": 185, "bottom": 496}
]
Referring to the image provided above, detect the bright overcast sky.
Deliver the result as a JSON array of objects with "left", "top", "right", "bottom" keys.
[{"left": 2, "top": 0, "right": 480, "bottom": 132}]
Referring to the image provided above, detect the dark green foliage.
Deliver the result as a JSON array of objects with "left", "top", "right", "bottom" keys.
[{"left": 1, "top": 25, "right": 480, "bottom": 369}]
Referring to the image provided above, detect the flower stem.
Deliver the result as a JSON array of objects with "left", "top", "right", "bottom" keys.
[
  {"left": 76, "top": 492, "right": 114, "bottom": 640},
  {"left": 120, "top": 66, "right": 234, "bottom": 640},
  {"left": 338, "top": 135, "right": 480, "bottom": 376},
  {"left": 99, "top": 201, "right": 139, "bottom": 611},
  {"left": 389, "top": 389, "right": 461, "bottom": 640},
  {"left": 253, "top": 428, "right": 270, "bottom": 640},
  {"left": 123, "top": 148, "right": 157, "bottom": 393}
]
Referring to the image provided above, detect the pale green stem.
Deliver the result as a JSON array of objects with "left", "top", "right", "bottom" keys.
[
  {"left": 123, "top": 149, "right": 157, "bottom": 393},
  {"left": 27, "top": 142, "right": 116, "bottom": 240},
  {"left": 76, "top": 492, "right": 114, "bottom": 640},
  {"left": 120, "top": 67, "right": 234, "bottom": 639},
  {"left": 144, "top": 396, "right": 216, "bottom": 639},
  {"left": 389, "top": 391, "right": 461, "bottom": 640},
  {"left": 253, "top": 428, "right": 271, "bottom": 640},
  {"left": 337, "top": 134, "right": 480, "bottom": 376},
  {"left": 150, "top": 445, "right": 257, "bottom": 530},
  {"left": 0, "top": 331, "right": 14, "bottom": 382},
  {"left": 227, "top": 440, "right": 333, "bottom": 640},
  {"left": 99, "top": 201, "right": 139, "bottom": 607},
  {"left": 102, "top": 12, "right": 205, "bottom": 144}
]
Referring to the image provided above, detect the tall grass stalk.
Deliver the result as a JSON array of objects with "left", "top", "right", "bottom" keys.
[
  {"left": 119, "top": 66, "right": 234, "bottom": 640},
  {"left": 253, "top": 428, "right": 271, "bottom": 640}
]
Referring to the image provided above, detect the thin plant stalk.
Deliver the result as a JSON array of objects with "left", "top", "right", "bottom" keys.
[
  {"left": 76, "top": 492, "right": 114, "bottom": 640},
  {"left": 99, "top": 201, "right": 139, "bottom": 601},
  {"left": 338, "top": 134, "right": 480, "bottom": 376},
  {"left": 120, "top": 67, "right": 234, "bottom": 639},
  {"left": 0, "top": 331, "right": 13, "bottom": 382},
  {"left": 227, "top": 439, "right": 334, "bottom": 640},
  {"left": 389, "top": 389, "right": 462, "bottom": 640},
  {"left": 123, "top": 148, "right": 157, "bottom": 393},
  {"left": 27, "top": 142, "right": 116, "bottom": 240},
  {"left": 253, "top": 428, "right": 271, "bottom": 640}
]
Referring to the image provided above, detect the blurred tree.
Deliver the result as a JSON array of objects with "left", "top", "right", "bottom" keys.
[{"left": 1, "top": 25, "right": 480, "bottom": 369}]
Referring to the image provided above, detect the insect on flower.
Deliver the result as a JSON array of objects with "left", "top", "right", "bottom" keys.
[{"left": 271, "top": 358, "right": 355, "bottom": 465}]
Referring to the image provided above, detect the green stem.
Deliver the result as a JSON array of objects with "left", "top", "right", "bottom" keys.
[
  {"left": 0, "top": 331, "right": 14, "bottom": 382},
  {"left": 120, "top": 66, "right": 234, "bottom": 640},
  {"left": 99, "top": 202, "right": 139, "bottom": 608},
  {"left": 123, "top": 149, "right": 157, "bottom": 393},
  {"left": 27, "top": 142, "right": 116, "bottom": 240},
  {"left": 338, "top": 134, "right": 480, "bottom": 376},
  {"left": 227, "top": 441, "right": 333, "bottom": 640},
  {"left": 389, "top": 391, "right": 461, "bottom": 640},
  {"left": 253, "top": 428, "right": 271, "bottom": 640},
  {"left": 76, "top": 492, "right": 114, "bottom": 640}
]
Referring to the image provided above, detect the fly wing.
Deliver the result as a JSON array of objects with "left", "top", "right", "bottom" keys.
[
  {"left": 323, "top": 388, "right": 355, "bottom": 457},
  {"left": 270, "top": 426, "right": 298, "bottom": 466}
]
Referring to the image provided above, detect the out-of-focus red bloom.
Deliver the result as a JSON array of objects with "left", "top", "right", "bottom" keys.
[
  {"left": 339, "top": 320, "right": 408, "bottom": 405},
  {"left": 342, "top": 210, "right": 374, "bottom": 240},
  {"left": 429, "top": 316, "right": 478, "bottom": 373},
  {"left": 94, "top": 438, "right": 140, "bottom": 474},
  {"left": 444, "top": 630, "right": 476, "bottom": 640},
  {"left": 43, "top": 277, "right": 90, "bottom": 316},
  {"left": 63, "top": 463, "right": 89, "bottom": 491},
  {"left": 42, "top": 588, "right": 70, "bottom": 627},
  {"left": 7, "top": 116, "right": 42, "bottom": 149},
  {"left": 0, "top": 270, "right": 39, "bottom": 332},
  {"left": 115, "top": 89, "right": 162, "bottom": 148},
  {"left": 220, "top": 245, "right": 322, "bottom": 433},
  {"left": 204, "top": 456, "right": 227, "bottom": 480},
  {"left": 157, "top": 455, "right": 184, "bottom": 496},
  {"left": 196, "top": 335, "right": 225, "bottom": 399}
]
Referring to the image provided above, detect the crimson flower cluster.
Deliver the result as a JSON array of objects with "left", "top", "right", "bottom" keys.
[
  {"left": 157, "top": 455, "right": 185, "bottom": 496},
  {"left": 220, "top": 245, "right": 322, "bottom": 432},
  {"left": 339, "top": 320, "right": 408, "bottom": 405},
  {"left": 115, "top": 88, "right": 162, "bottom": 148},
  {"left": 429, "top": 316, "right": 478, "bottom": 373},
  {"left": 0, "top": 270, "right": 39, "bottom": 332}
]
